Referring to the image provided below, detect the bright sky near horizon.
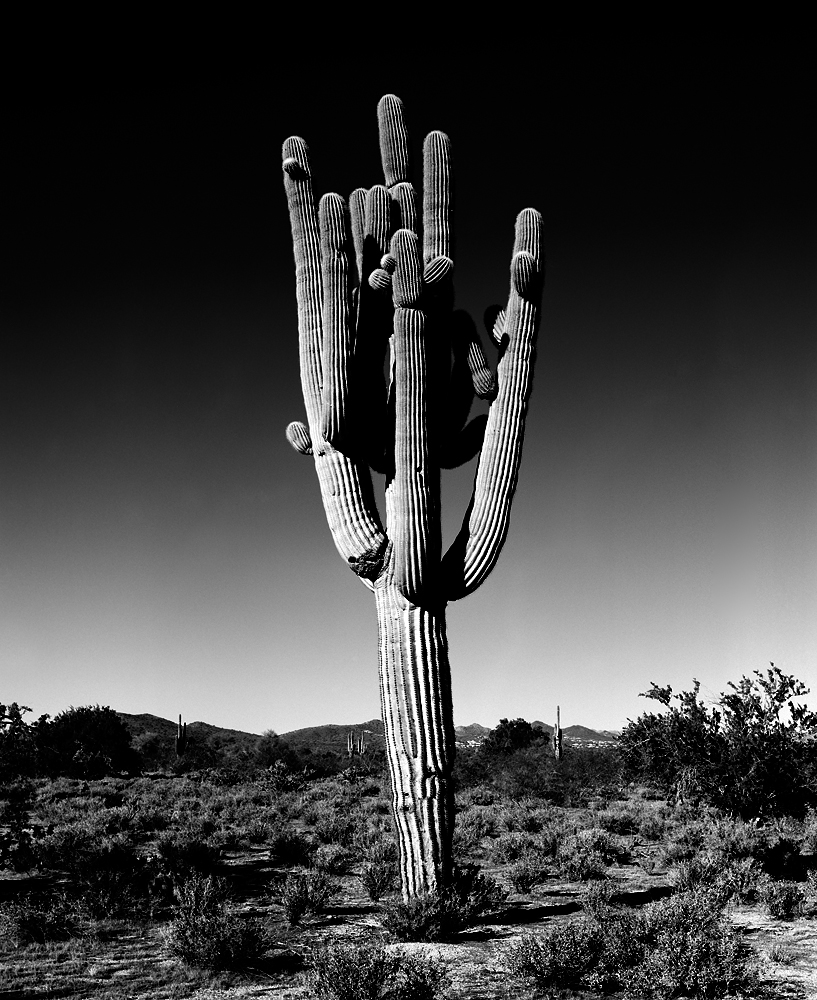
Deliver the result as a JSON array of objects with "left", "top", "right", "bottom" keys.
[{"left": 2, "top": 45, "right": 815, "bottom": 736}]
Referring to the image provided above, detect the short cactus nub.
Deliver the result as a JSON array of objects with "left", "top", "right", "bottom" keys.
[{"left": 282, "top": 94, "right": 544, "bottom": 898}]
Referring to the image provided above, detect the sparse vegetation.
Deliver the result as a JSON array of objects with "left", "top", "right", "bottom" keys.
[{"left": 3, "top": 673, "right": 817, "bottom": 995}]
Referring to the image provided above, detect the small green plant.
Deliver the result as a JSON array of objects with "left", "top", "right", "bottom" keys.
[
  {"left": 489, "top": 831, "right": 538, "bottom": 863},
  {"left": 767, "top": 939, "right": 797, "bottom": 965},
  {"left": 505, "top": 885, "right": 757, "bottom": 998},
  {"left": 759, "top": 879, "right": 807, "bottom": 918},
  {"left": 164, "top": 873, "right": 271, "bottom": 970},
  {"left": 314, "top": 813, "right": 357, "bottom": 847},
  {"left": 306, "top": 940, "right": 398, "bottom": 1000},
  {"left": 155, "top": 831, "right": 221, "bottom": 879},
  {"left": 381, "top": 864, "right": 506, "bottom": 941},
  {"left": 360, "top": 859, "right": 397, "bottom": 901},
  {"left": 390, "top": 950, "right": 450, "bottom": 999},
  {"left": 269, "top": 826, "right": 313, "bottom": 867},
  {"left": 624, "top": 888, "right": 757, "bottom": 998},
  {"left": 281, "top": 869, "right": 339, "bottom": 926},
  {"left": 314, "top": 843, "right": 355, "bottom": 875},
  {"left": 556, "top": 841, "right": 607, "bottom": 881},
  {"left": 508, "top": 852, "right": 550, "bottom": 893},
  {"left": 0, "top": 891, "right": 86, "bottom": 945},
  {"left": 306, "top": 940, "right": 449, "bottom": 1000},
  {"left": 505, "top": 921, "right": 599, "bottom": 991}
]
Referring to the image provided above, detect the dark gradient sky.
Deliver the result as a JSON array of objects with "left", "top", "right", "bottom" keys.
[{"left": 2, "top": 48, "right": 814, "bottom": 734}]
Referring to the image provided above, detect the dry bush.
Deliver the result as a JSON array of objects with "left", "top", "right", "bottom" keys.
[{"left": 164, "top": 873, "right": 271, "bottom": 969}]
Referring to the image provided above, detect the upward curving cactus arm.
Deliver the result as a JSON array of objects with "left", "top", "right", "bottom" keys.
[
  {"left": 282, "top": 138, "right": 387, "bottom": 579},
  {"left": 442, "top": 208, "right": 544, "bottom": 600},
  {"left": 387, "top": 229, "right": 434, "bottom": 604}
]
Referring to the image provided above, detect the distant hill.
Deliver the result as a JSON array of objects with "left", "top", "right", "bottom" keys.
[
  {"left": 116, "top": 712, "right": 618, "bottom": 762},
  {"left": 455, "top": 723, "right": 492, "bottom": 744}
]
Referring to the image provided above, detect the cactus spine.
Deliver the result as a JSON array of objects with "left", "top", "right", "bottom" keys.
[
  {"left": 553, "top": 706, "right": 563, "bottom": 760},
  {"left": 282, "top": 95, "right": 544, "bottom": 898},
  {"left": 175, "top": 715, "right": 188, "bottom": 757}
]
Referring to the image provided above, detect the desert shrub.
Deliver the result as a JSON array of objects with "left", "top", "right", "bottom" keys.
[
  {"left": 0, "top": 780, "right": 39, "bottom": 871},
  {"left": 0, "top": 891, "right": 85, "bottom": 945},
  {"left": 658, "top": 818, "right": 709, "bottom": 866},
  {"left": 269, "top": 826, "right": 313, "bottom": 867},
  {"left": 703, "top": 815, "right": 766, "bottom": 862},
  {"left": 389, "top": 950, "right": 450, "bottom": 999},
  {"left": 42, "top": 705, "right": 142, "bottom": 778},
  {"left": 596, "top": 806, "right": 640, "bottom": 835},
  {"left": 489, "top": 832, "right": 538, "bottom": 863},
  {"left": 802, "top": 809, "right": 817, "bottom": 852},
  {"left": 314, "top": 843, "right": 355, "bottom": 875},
  {"left": 382, "top": 865, "right": 506, "bottom": 942},
  {"left": 716, "top": 857, "right": 766, "bottom": 903},
  {"left": 759, "top": 879, "right": 807, "bottom": 918},
  {"left": 623, "top": 888, "right": 757, "bottom": 998},
  {"left": 621, "top": 667, "right": 817, "bottom": 819},
  {"left": 495, "top": 801, "right": 546, "bottom": 834},
  {"left": 360, "top": 860, "right": 397, "bottom": 901},
  {"left": 314, "top": 813, "right": 357, "bottom": 847},
  {"left": 637, "top": 812, "right": 666, "bottom": 840},
  {"left": 306, "top": 940, "right": 449, "bottom": 1000},
  {"left": 307, "top": 939, "right": 398, "bottom": 1000},
  {"left": 505, "top": 921, "right": 599, "bottom": 991},
  {"left": 506, "top": 885, "right": 756, "bottom": 997},
  {"left": 164, "top": 873, "right": 270, "bottom": 969},
  {"left": 669, "top": 851, "right": 726, "bottom": 892},
  {"left": 556, "top": 828, "right": 626, "bottom": 881},
  {"left": 281, "top": 869, "right": 339, "bottom": 926},
  {"left": 456, "top": 784, "right": 496, "bottom": 807},
  {"left": 767, "top": 940, "right": 798, "bottom": 964},
  {"left": 508, "top": 852, "right": 551, "bottom": 893},
  {"left": 155, "top": 831, "right": 221, "bottom": 879},
  {"left": 35, "top": 828, "right": 166, "bottom": 917},
  {"left": 452, "top": 807, "right": 496, "bottom": 853},
  {"left": 756, "top": 834, "right": 805, "bottom": 881}
]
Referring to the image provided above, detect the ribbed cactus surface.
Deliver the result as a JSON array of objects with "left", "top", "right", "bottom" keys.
[{"left": 282, "top": 95, "right": 544, "bottom": 898}]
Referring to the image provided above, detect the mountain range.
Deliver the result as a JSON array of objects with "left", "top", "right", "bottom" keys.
[{"left": 117, "top": 712, "right": 619, "bottom": 755}]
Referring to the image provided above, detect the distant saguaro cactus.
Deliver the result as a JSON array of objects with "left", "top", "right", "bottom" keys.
[
  {"left": 346, "top": 730, "right": 367, "bottom": 759},
  {"left": 282, "top": 95, "right": 544, "bottom": 898},
  {"left": 175, "top": 715, "right": 188, "bottom": 757},
  {"left": 553, "top": 706, "right": 563, "bottom": 760}
]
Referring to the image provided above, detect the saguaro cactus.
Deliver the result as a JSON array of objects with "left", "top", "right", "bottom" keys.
[
  {"left": 175, "top": 714, "right": 188, "bottom": 757},
  {"left": 282, "top": 95, "right": 544, "bottom": 898},
  {"left": 553, "top": 706, "right": 563, "bottom": 760}
]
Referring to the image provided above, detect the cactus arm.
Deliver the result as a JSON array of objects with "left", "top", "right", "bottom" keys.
[
  {"left": 422, "top": 131, "right": 453, "bottom": 279},
  {"left": 348, "top": 187, "right": 366, "bottom": 291},
  {"left": 282, "top": 137, "right": 323, "bottom": 429},
  {"left": 387, "top": 229, "right": 436, "bottom": 604},
  {"left": 285, "top": 420, "right": 313, "bottom": 455},
  {"left": 442, "top": 208, "right": 544, "bottom": 600},
  {"left": 378, "top": 94, "right": 411, "bottom": 190},
  {"left": 282, "top": 139, "right": 387, "bottom": 579},
  {"left": 318, "top": 194, "right": 353, "bottom": 448}
]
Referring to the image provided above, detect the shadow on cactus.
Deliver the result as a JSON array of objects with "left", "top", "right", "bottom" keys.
[{"left": 281, "top": 94, "right": 544, "bottom": 900}]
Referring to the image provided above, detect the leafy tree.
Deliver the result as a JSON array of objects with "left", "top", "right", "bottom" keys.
[
  {"left": 0, "top": 703, "right": 49, "bottom": 779},
  {"left": 481, "top": 718, "right": 543, "bottom": 756},
  {"left": 42, "top": 705, "right": 141, "bottom": 778},
  {"left": 620, "top": 665, "right": 817, "bottom": 818}
]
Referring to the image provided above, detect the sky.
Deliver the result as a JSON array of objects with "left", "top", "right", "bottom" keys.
[{"left": 2, "top": 45, "right": 814, "bottom": 736}]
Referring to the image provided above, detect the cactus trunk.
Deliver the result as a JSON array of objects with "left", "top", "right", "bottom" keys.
[{"left": 375, "top": 579, "right": 455, "bottom": 896}]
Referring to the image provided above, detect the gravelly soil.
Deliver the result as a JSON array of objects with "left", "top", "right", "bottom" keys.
[{"left": 4, "top": 842, "right": 816, "bottom": 999}]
